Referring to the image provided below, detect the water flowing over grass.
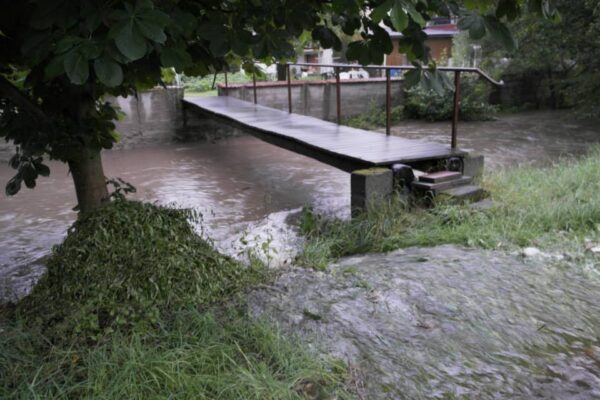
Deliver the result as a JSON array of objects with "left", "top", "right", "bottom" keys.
[
  {"left": 0, "top": 200, "right": 353, "bottom": 399},
  {"left": 299, "top": 149, "right": 600, "bottom": 270}
]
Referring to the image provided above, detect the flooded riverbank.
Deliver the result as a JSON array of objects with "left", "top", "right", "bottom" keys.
[
  {"left": 387, "top": 110, "right": 600, "bottom": 169},
  {"left": 0, "top": 136, "right": 348, "bottom": 300},
  {"left": 1, "top": 108, "right": 599, "bottom": 299},
  {"left": 250, "top": 245, "right": 600, "bottom": 399}
]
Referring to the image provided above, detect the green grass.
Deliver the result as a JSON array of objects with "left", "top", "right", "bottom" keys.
[
  {"left": 298, "top": 149, "right": 600, "bottom": 270},
  {"left": 0, "top": 308, "right": 351, "bottom": 399},
  {"left": 0, "top": 200, "right": 354, "bottom": 399},
  {"left": 185, "top": 89, "right": 218, "bottom": 97}
]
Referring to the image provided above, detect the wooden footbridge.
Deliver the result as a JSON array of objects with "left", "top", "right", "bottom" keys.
[
  {"left": 182, "top": 63, "right": 501, "bottom": 210},
  {"left": 183, "top": 95, "right": 465, "bottom": 173}
]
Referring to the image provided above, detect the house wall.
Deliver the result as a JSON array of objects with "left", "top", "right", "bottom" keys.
[
  {"left": 386, "top": 37, "right": 453, "bottom": 66},
  {"left": 426, "top": 37, "right": 453, "bottom": 61},
  {"left": 217, "top": 79, "right": 404, "bottom": 121}
]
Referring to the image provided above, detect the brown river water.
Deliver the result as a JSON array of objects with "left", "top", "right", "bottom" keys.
[{"left": 1, "top": 93, "right": 599, "bottom": 398}]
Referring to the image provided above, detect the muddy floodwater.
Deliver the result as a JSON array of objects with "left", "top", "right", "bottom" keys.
[
  {"left": 388, "top": 110, "right": 600, "bottom": 169},
  {"left": 0, "top": 135, "right": 349, "bottom": 299},
  {"left": 1, "top": 97, "right": 600, "bottom": 397}
]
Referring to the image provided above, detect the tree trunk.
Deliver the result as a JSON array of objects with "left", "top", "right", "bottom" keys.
[{"left": 68, "top": 148, "right": 109, "bottom": 214}]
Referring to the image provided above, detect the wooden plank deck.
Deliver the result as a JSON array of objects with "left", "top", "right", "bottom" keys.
[{"left": 183, "top": 96, "right": 465, "bottom": 173}]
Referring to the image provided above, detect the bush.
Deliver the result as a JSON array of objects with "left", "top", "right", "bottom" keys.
[
  {"left": 14, "top": 200, "right": 266, "bottom": 343},
  {"left": 403, "top": 75, "right": 498, "bottom": 121}
]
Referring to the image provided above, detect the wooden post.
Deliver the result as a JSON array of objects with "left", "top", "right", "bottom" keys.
[
  {"left": 335, "top": 66, "right": 341, "bottom": 124},
  {"left": 451, "top": 71, "right": 461, "bottom": 149},
  {"left": 385, "top": 68, "right": 391, "bottom": 136},
  {"left": 287, "top": 64, "right": 292, "bottom": 113},
  {"left": 252, "top": 69, "right": 257, "bottom": 104},
  {"left": 224, "top": 70, "right": 228, "bottom": 94}
]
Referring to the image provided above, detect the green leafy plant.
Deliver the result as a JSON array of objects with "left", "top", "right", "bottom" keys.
[
  {"left": 15, "top": 200, "right": 267, "bottom": 342},
  {"left": 403, "top": 75, "right": 498, "bottom": 121}
]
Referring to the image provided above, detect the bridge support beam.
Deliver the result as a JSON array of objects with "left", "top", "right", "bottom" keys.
[{"left": 351, "top": 167, "right": 394, "bottom": 215}]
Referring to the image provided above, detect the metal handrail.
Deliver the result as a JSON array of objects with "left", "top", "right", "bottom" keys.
[
  {"left": 222, "top": 62, "right": 503, "bottom": 148},
  {"left": 287, "top": 62, "right": 504, "bottom": 86}
]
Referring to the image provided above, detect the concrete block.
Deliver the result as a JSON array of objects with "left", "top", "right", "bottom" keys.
[
  {"left": 351, "top": 167, "right": 393, "bottom": 215},
  {"left": 462, "top": 153, "right": 484, "bottom": 181}
]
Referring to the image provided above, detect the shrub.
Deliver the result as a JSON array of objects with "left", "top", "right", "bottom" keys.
[
  {"left": 403, "top": 75, "right": 499, "bottom": 121},
  {"left": 14, "top": 200, "right": 267, "bottom": 343}
]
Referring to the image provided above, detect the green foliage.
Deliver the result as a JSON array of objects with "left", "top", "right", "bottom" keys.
[
  {"left": 0, "top": 308, "right": 353, "bottom": 399},
  {"left": 455, "top": 0, "right": 600, "bottom": 116},
  {"left": 403, "top": 75, "right": 498, "bottom": 121},
  {"left": 15, "top": 200, "right": 266, "bottom": 342},
  {"left": 160, "top": 67, "right": 176, "bottom": 85},
  {"left": 344, "top": 75, "right": 497, "bottom": 129},
  {"left": 182, "top": 72, "right": 259, "bottom": 93},
  {"left": 298, "top": 148, "right": 600, "bottom": 269}
]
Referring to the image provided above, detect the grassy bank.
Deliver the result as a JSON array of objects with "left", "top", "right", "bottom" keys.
[
  {"left": 0, "top": 201, "right": 352, "bottom": 399},
  {"left": 299, "top": 149, "right": 600, "bottom": 270}
]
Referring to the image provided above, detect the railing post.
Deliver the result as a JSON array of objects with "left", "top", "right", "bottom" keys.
[
  {"left": 451, "top": 71, "right": 461, "bottom": 149},
  {"left": 287, "top": 63, "right": 292, "bottom": 113},
  {"left": 224, "top": 70, "right": 228, "bottom": 95},
  {"left": 335, "top": 66, "right": 341, "bottom": 124},
  {"left": 385, "top": 68, "right": 391, "bottom": 136},
  {"left": 252, "top": 68, "right": 257, "bottom": 104}
]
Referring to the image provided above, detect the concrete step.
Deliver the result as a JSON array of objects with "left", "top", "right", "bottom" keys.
[
  {"left": 419, "top": 170, "right": 462, "bottom": 184},
  {"left": 439, "top": 185, "right": 486, "bottom": 203},
  {"left": 412, "top": 176, "right": 473, "bottom": 192}
]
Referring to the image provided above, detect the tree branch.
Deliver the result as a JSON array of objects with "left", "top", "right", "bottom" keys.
[{"left": 0, "top": 75, "right": 50, "bottom": 125}]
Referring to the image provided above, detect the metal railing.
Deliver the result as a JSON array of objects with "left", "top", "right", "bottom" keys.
[{"left": 222, "top": 62, "right": 503, "bottom": 149}]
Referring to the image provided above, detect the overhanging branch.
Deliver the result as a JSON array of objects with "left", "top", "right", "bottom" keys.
[{"left": 0, "top": 75, "right": 50, "bottom": 125}]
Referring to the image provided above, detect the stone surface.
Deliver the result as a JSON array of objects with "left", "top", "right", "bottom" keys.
[
  {"left": 420, "top": 170, "right": 462, "bottom": 183},
  {"left": 522, "top": 247, "right": 542, "bottom": 257}
]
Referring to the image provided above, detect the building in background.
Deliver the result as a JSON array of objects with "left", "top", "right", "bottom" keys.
[
  {"left": 294, "top": 44, "right": 334, "bottom": 77},
  {"left": 384, "top": 17, "right": 458, "bottom": 66}
]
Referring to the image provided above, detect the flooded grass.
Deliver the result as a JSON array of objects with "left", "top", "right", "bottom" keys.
[{"left": 298, "top": 148, "right": 600, "bottom": 270}]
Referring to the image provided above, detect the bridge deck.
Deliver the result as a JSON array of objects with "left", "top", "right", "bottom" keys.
[{"left": 183, "top": 96, "right": 465, "bottom": 172}]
